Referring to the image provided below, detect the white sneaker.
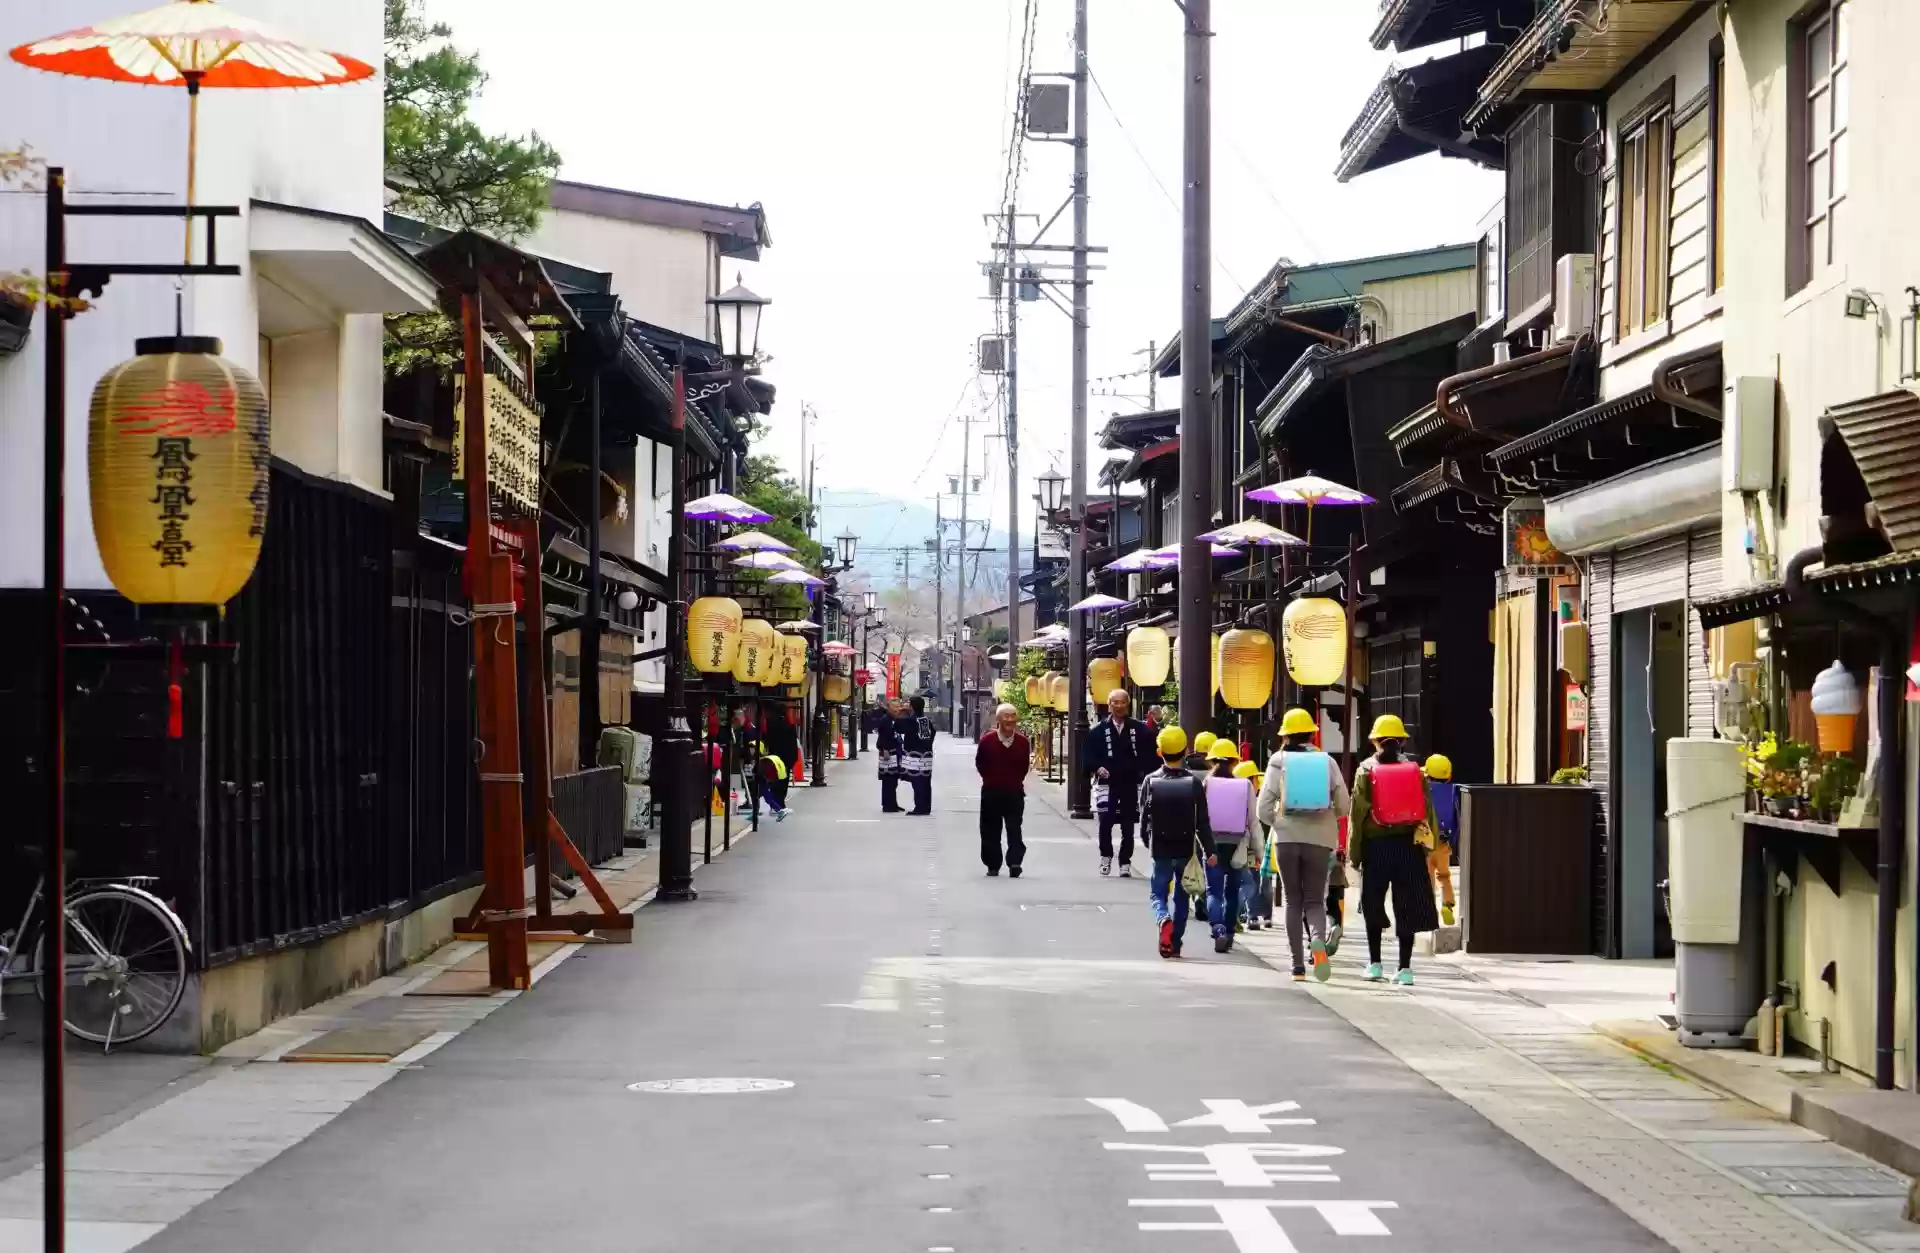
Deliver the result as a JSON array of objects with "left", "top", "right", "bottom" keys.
[
  {"left": 1100, "top": 857, "right": 1113, "bottom": 877},
  {"left": 1118, "top": 863, "right": 1134, "bottom": 879}
]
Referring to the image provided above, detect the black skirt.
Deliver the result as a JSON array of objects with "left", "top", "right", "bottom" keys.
[{"left": 1359, "top": 834, "right": 1441, "bottom": 936}]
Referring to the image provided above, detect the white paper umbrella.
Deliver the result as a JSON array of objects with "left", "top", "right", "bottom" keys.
[
  {"left": 713, "top": 529, "right": 794, "bottom": 552},
  {"left": 1070, "top": 593, "right": 1132, "bottom": 611},
  {"left": 1105, "top": 551, "right": 1160, "bottom": 573},
  {"left": 1147, "top": 542, "right": 1239, "bottom": 560},
  {"left": 685, "top": 492, "right": 774, "bottom": 523},
  {"left": 1198, "top": 518, "right": 1306, "bottom": 546},
  {"left": 775, "top": 620, "right": 821, "bottom": 632},
  {"left": 766, "top": 569, "right": 826, "bottom": 586},
  {"left": 731, "top": 551, "right": 803, "bottom": 570},
  {"left": 822, "top": 641, "right": 856, "bottom": 655},
  {"left": 1244, "top": 474, "right": 1372, "bottom": 546}
]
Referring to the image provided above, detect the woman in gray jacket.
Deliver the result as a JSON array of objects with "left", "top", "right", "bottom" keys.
[{"left": 1255, "top": 709, "right": 1352, "bottom": 982}]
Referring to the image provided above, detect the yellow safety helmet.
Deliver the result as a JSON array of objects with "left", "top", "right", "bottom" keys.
[
  {"left": 1156, "top": 725, "right": 1189, "bottom": 758},
  {"left": 1192, "top": 731, "right": 1217, "bottom": 756},
  {"left": 1207, "top": 738, "right": 1241, "bottom": 762},
  {"left": 1369, "top": 713, "right": 1409, "bottom": 741},
  {"left": 1232, "top": 760, "right": 1261, "bottom": 780},
  {"left": 1279, "top": 707, "right": 1317, "bottom": 737},
  {"left": 1424, "top": 753, "right": 1453, "bottom": 780}
]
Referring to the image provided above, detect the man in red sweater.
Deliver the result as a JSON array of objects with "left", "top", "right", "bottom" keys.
[{"left": 975, "top": 703, "right": 1032, "bottom": 878}]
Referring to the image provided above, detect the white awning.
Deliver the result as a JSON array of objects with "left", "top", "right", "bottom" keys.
[
  {"left": 251, "top": 200, "right": 439, "bottom": 335},
  {"left": 1545, "top": 447, "right": 1720, "bottom": 556}
]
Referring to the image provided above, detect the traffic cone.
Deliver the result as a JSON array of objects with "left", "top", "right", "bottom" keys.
[
  {"left": 793, "top": 755, "right": 805, "bottom": 783},
  {"left": 710, "top": 787, "right": 725, "bottom": 816}
]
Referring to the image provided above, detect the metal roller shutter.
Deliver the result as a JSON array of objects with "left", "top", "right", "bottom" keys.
[
  {"left": 1685, "top": 527, "right": 1723, "bottom": 739},
  {"left": 1610, "top": 532, "right": 1691, "bottom": 612},
  {"left": 1585, "top": 551, "right": 1613, "bottom": 957}
]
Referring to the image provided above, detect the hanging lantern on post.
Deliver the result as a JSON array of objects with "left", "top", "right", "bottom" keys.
[
  {"left": 1126, "top": 626, "right": 1171, "bottom": 687},
  {"left": 89, "top": 336, "right": 270, "bottom": 607},
  {"left": 1219, "top": 628, "right": 1275, "bottom": 710},
  {"left": 1282, "top": 597, "right": 1347, "bottom": 685},
  {"left": 733, "top": 618, "right": 776, "bottom": 684},
  {"left": 824, "top": 672, "right": 852, "bottom": 704},
  {"left": 775, "top": 633, "right": 808, "bottom": 685},
  {"left": 1024, "top": 674, "right": 1044, "bottom": 706},
  {"left": 1050, "top": 672, "right": 1070, "bottom": 713},
  {"left": 687, "top": 596, "right": 744, "bottom": 673},
  {"left": 1088, "top": 655, "right": 1125, "bottom": 703},
  {"left": 1173, "top": 632, "right": 1222, "bottom": 696}
]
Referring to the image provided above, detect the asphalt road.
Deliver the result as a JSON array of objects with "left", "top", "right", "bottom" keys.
[{"left": 147, "top": 740, "right": 1669, "bottom": 1252}]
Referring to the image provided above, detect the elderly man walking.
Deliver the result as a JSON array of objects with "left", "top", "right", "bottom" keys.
[
  {"left": 1083, "top": 688, "right": 1156, "bottom": 878},
  {"left": 975, "top": 703, "right": 1031, "bottom": 878}
]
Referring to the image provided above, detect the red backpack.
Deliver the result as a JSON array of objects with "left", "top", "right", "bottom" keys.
[{"left": 1369, "top": 762, "right": 1427, "bottom": 828}]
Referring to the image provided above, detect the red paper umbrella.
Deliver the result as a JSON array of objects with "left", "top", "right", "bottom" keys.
[{"left": 12, "top": 0, "right": 376, "bottom": 254}]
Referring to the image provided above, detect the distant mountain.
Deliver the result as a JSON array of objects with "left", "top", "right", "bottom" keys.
[{"left": 817, "top": 491, "right": 1015, "bottom": 609}]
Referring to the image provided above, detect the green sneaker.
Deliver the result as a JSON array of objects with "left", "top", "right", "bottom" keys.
[
  {"left": 1363, "top": 963, "right": 1385, "bottom": 982},
  {"left": 1394, "top": 969, "right": 1414, "bottom": 987},
  {"left": 1311, "top": 940, "right": 1330, "bottom": 982}
]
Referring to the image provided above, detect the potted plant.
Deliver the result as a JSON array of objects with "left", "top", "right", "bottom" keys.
[
  {"left": 1550, "top": 766, "right": 1588, "bottom": 785},
  {"left": 1741, "top": 734, "right": 1813, "bottom": 816},
  {"left": 1808, "top": 754, "right": 1861, "bottom": 824}
]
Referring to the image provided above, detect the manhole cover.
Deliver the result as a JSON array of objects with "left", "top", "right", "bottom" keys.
[
  {"left": 627, "top": 1078, "right": 794, "bottom": 1095},
  {"left": 1017, "top": 902, "right": 1107, "bottom": 913},
  {"left": 1732, "top": 1165, "right": 1910, "bottom": 1197}
]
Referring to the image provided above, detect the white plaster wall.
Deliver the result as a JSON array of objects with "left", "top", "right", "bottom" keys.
[
  {"left": 0, "top": 0, "right": 386, "bottom": 589},
  {"left": 520, "top": 208, "right": 715, "bottom": 339},
  {"left": 1719, "top": 0, "right": 1918, "bottom": 1081}
]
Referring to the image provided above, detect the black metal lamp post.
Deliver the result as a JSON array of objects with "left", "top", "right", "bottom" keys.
[
  {"left": 855, "top": 589, "right": 878, "bottom": 754},
  {"left": 660, "top": 278, "right": 771, "bottom": 901},
  {"left": 809, "top": 530, "right": 858, "bottom": 784}
]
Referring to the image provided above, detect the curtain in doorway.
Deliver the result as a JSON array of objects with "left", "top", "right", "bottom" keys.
[{"left": 1493, "top": 589, "right": 1540, "bottom": 783}]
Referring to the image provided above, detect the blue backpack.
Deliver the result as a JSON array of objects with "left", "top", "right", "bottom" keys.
[{"left": 1282, "top": 751, "right": 1333, "bottom": 812}]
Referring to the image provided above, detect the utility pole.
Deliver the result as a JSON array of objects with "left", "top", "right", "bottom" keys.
[
  {"left": 1005, "top": 205, "right": 1022, "bottom": 682},
  {"left": 933, "top": 495, "right": 944, "bottom": 713},
  {"left": 1065, "top": 0, "right": 1093, "bottom": 818},
  {"left": 950, "top": 415, "right": 979, "bottom": 734},
  {"left": 1176, "top": 0, "right": 1214, "bottom": 736},
  {"left": 1137, "top": 342, "right": 1159, "bottom": 410}
]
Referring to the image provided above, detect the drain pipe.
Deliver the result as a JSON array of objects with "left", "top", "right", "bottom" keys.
[
  {"left": 1784, "top": 545, "right": 1907, "bottom": 1089},
  {"left": 1435, "top": 339, "right": 1579, "bottom": 427},
  {"left": 1651, "top": 344, "right": 1724, "bottom": 421}
]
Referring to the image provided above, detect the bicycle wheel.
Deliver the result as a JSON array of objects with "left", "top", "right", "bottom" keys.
[{"left": 35, "top": 886, "right": 189, "bottom": 1048}]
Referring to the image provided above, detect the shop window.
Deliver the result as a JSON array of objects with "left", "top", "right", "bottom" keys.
[{"left": 1788, "top": 1, "right": 1849, "bottom": 294}]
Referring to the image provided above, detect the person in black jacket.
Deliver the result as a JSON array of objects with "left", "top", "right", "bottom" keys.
[
  {"left": 1083, "top": 689, "right": 1157, "bottom": 878},
  {"left": 1138, "top": 726, "right": 1214, "bottom": 959},
  {"left": 899, "top": 695, "right": 937, "bottom": 815}
]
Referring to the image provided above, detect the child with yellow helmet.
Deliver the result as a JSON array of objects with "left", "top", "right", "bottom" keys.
[
  {"left": 1424, "top": 753, "right": 1459, "bottom": 926},
  {"left": 1139, "top": 726, "right": 1214, "bottom": 958},
  {"left": 1200, "top": 738, "right": 1257, "bottom": 953},
  {"left": 1350, "top": 714, "right": 1440, "bottom": 986},
  {"left": 1255, "top": 707, "right": 1352, "bottom": 982}
]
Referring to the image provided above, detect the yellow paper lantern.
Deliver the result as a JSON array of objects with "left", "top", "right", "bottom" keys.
[
  {"left": 775, "top": 633, "right": 809, "bottom": 685},
  {"left": 1050, "top": 672, "right": 1071, "bottom": 712},
  {"left": 1126, "top": 626, "right": 1171, "bottom": 687},
  {"left": 733, "top": 618, "right": 776, "bottom": 684},
  {"left": 687, "top": 596, "right": 744, "bottom": 673},
  {"left": 1088, "top": 655, "right": 1125, "bottom": 703},
  {"left": 994, "top": 679, "right": 1010, "bottom": 701},
  {"left": 824, "top": 673, "right": 852, "bottom": 704},
  {"left": 1172, "top": 632, "right": 1222, "bottom": 696},
  {"left": 89, "top": 336, "right": 271, "bottom": 606},
  {"left": 1283, "top": 597, "right": 1347, "bottom": 685},
  {"left": 1024, "top": 675, "right": 1043, "bottom": 706},
  {"left": 1219, "top": 628, "right": 1275, "bottom": 710}
]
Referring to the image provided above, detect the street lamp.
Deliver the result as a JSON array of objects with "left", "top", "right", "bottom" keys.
[
  {"left": 836, "top": 529, "right": 858, "bottom": 570},
  {"left": 864, "top": 589, "right": 877, "bottom": 613},
  {"left": 1038, "top": 467, "right": 1067, "bottom": 516},
  {"left": 710, "top": 275, "right": 770, "bottom": 363}
]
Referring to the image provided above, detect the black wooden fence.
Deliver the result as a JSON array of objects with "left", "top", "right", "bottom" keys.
[{"left": 554, "top": 766, "right": 625, "bottom": 872}]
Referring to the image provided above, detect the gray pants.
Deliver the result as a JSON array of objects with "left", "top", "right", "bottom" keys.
[{"left": 1273, "top": 842, "right": 1333, "bottom": 970}]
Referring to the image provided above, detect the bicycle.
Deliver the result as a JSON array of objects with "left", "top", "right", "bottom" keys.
[{"left": 0, "top": 853, "right": 191, "bottom": 1051}]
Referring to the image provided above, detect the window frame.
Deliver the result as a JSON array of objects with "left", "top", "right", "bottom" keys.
[
  {"left": 1708, "top": 37, "right": 1726, "bottom": 294},
  {"left": 1613, "top": 82, "right": 1676, "bottom": 342},
  {"left": 1788, "top": 1, "right": 1849, "bottom": 294}
]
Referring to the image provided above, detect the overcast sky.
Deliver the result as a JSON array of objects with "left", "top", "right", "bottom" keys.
[{"left": 437, "top": 0, "right": 1501, "bottom": 548}]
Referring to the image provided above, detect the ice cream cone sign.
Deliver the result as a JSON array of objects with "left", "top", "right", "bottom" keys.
[{"left": 1810, "top": 660, "right": 1861, "bottom": 753}]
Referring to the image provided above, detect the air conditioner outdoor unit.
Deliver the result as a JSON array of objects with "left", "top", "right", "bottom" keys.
[{"left": 1552, "top": 253, "right": 1596, "bottom": 343}]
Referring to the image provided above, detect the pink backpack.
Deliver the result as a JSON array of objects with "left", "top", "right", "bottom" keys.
[{"left": 1369, "top": 762, "right": 1426, "bottom": 828}]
